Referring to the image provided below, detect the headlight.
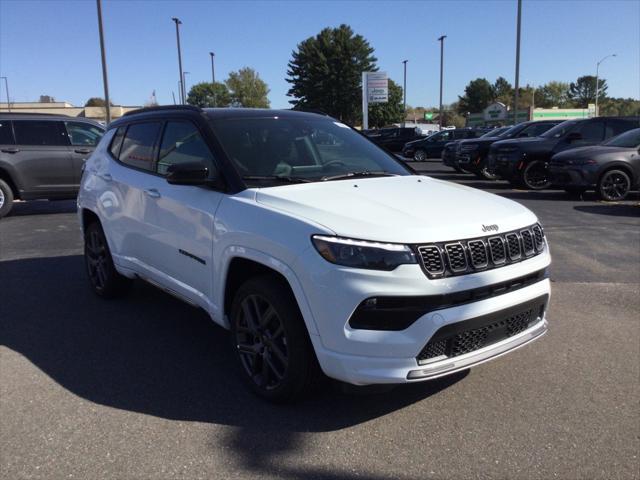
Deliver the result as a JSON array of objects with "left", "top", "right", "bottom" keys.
[{"left": 311, "top": 235, "right": 417, "bottom": 271}]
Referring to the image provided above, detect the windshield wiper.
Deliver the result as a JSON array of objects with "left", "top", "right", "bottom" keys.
[
  {"left": 321, "top": 171, "right": 399, "bottom": 182},
  {"left": 242, "top": 175, "right": 313, "bottom": 184}
]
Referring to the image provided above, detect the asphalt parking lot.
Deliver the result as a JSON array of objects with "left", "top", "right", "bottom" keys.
[{"left": 1, "top": 161, "right": 638, "bottom": 480}]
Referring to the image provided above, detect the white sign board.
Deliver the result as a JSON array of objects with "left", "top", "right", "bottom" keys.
[{"left": 366, "top": 72, "right": 388, "bottom": 104}]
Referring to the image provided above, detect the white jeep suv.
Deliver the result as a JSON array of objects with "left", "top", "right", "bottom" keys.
[{"left": 78, "top": 106, "right": 551, "bottom": 401}]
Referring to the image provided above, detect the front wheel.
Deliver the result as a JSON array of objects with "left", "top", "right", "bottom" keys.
[
  {"left": 0, "top": 178, "right": 14, "bottom": 218},
  {"left": 522, "top": 160, "right": 552, "bottom": 190},
  {"left": 413, "top": 149, "right": 427, "bottom": 162},
  {"left": 597, "top": 169, "right": 631, "bottom": 201},
  {"left": 230, "top": 275, "right": 320, "bottom": 402},
  {"left": 84, "top": 221, "right": 131, "bottom": 298}
]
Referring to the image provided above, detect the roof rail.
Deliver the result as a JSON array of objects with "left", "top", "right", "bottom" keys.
[
  {"left": 0, "top": 111, "right": 71, "bottom": 117},
  {"left": 288, "top": 107, "right": 331, "bottom": 117},
  {"left": 123, "top": 105, "right": 202, "bottom": 117}
]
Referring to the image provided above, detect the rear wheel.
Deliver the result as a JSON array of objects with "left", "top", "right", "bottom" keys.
[
  {"left": 0, "top": 178, "right": 14, "bottom": 218},
  {"left": 84, "top": 221, "right": 131, "bottom": 298},
  {"left": 230, "top": 275, "right": 320, "bottom": 402},
  {"left": 522, "top": 160, "right": 552, "bottom": 190},
  {"left": 597, "top": 169, "right": 631, "bottom": 201},
  {"left": 414, "top": 149, "right": 427, "bottom": 162}
]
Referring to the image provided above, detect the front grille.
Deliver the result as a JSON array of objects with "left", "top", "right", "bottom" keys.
[
  {"left": 416, "top": 223, "right": 545, "bottom": 278},
  {"left": 460, "top": 144, "right": 477, "bottom": 152},
  {"left": 416, "top": 297, "right": 546, "bottom": 364}
]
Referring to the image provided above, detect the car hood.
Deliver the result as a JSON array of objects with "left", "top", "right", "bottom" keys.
[
  {"left": 492, "top": 136, "right": 554, "bottom": 151},
  {"left": 255, "top": 176, "right": 537, "bottom": 243},
  {"left": 553, "top": 145, "right": 631, "bottom": 160}
]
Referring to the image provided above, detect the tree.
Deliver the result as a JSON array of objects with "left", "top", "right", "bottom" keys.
[
  {"left": 536, "top": 81, "right": 572, "bottom": 108},
  {"left": 568, "top": 75, "right": 608, "bottom": 107},
  {"left": 287, "top": 24, "right": 377, "bottom": 125},
  {"left": 492, "top": 77, "right": 513, "bottom": 106},
  {"left": 84, "top": 97, "right": 113, "bottom": 107},
  {"left": 368, "top": 79, "right": 404, "bottom": 128},
  {"left": 457, "top": 78, "right": 494, "bottom": 114},
  {"left": 225, "top": 67, "right": 270, "bottom": 108},
  {"left": 599, "top": 97, "right": 640, "bottom": 117},
  {"left": 186, "top": 82, "right": 231, "bottom": 107}
]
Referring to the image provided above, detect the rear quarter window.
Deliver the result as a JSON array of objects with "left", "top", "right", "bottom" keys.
[{"left": 0, "top": 121, "right": 14, "bottom": 145}]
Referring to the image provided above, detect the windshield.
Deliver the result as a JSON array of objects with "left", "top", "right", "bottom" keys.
[
  {"left": 540, "top": 120, "right": 578, "bottom": 139},
  {"left": 208, "top": 115, "right": 410, "bottom": 185},
  {"left": 481, "top": 127, "right": 510, "bottom": 138},
  {"left": 603, "top": 128, "right": 640, "bottom": 148}
]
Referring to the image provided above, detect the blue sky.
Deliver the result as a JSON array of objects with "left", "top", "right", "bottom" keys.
[{"left": 1, "top": 0, "right": 639, "bottom": 109}]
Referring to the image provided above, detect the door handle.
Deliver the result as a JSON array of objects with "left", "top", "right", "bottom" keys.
[
  {"left": 1, "top": 148, "right": 19, "bottom": 154},
  {"left": 97, "top": 173, "right": 112, "bottom": 182},
  {"left": 144, "top": 188, "right": 161, "bottom": 199},
  {"left": 74, "top": 148, "right": 92, "bottom": 154}
]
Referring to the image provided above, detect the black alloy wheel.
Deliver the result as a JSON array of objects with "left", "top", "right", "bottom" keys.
[
  {"left": 414, "top": 149, "right": 427, "bottom": 162},
  {"left": 522, "top": 160, "right": 552, "bottom": 190},
  {"left": 84, "top": 221, "right": 131, "bottom": 298},
  {"left": 0, "top": 178, "right": 13, "bottom": 218},
  {"left": 598, "top": 169, "right": 631, "bottom": 201}
]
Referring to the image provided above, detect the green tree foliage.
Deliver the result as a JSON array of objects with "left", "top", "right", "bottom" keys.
[
  {"left": 368, "top": 79, "right": 404, "bottom": 128},
  {"left": 286, "top": 24, "right": 377, "bottom": 125},
  {"left": 569, "top": 75, "right": 608, "bottom": 107},
  {"left": 457, "top": 78, "right": 495, "bottom": 114},
  {"left": 492, "top": 77, "right": 513, "bottom": 106},
  {"left": 599, "top": 97, "right": 640, "bottom": 117},
  {"left": 536, "top": 81, "right": 572, "bottom": 108},
  {"left": 186, "top": 82, "right": 231, "bottom": 107},
  {"left": 225, "top": 68, "right": 270, "bottom": 108},
  {"left": 84, "top": 97, "right": 113, "bottom": 107}
]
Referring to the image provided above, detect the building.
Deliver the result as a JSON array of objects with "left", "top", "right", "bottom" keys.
[
  {"left": 0, "top": 100, "right": 142, "bottom": 122},
  {"left": 466, "top": 102, "right": 593, "bottom": 127}
]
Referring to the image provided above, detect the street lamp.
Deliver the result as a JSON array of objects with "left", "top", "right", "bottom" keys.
[
  {"left": 96, "top": 0, "right": 111, "bottom": 123},
  {"left": 437, "top": 35, "right": 446, "bottom": 130},
  {"left": 513, "top": 0, "right": 522, "bottom": 124},
  {"left": 182, "top": 71, "right": 190, "bottom": 100},
  {"left": 595, "top": 53, "right": 616, "bottom": 117},
  {"left": 209, "top": 52, "right": 215, "bottom": 83},
  {"left": 0, "top": 77, "right": 10, "bottom": 112},
  {"left": 172, "top": 17, "right": 185, "bottom": 104},
  {"left": 402, "top": 60, "right": 408, "bottom": 128}
]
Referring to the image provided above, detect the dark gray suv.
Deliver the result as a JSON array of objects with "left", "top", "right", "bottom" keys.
[{"left": 0, "top": 113, "right": 105, "bottom": 217}]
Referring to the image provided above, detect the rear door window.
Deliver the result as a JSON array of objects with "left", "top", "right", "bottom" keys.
[
  {"left": 0, "top": 121, "right": 14, "bottom": 145},
  {"left": 575, "top": 121, "right": 605, "bottom": 143},
  {"left": 13, "top": 120, "right": 68, "bottom": 146},
  {"left": 65, "top": 122, "right": 104, "bottom": 146},
  {"left": 118, "top": 122, "right": 162, "bottom": 171},
  {"left": 605, "top": 120, "right": 635, "bottom": 139}
]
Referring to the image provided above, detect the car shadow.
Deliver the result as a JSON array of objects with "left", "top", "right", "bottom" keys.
[
  {"left": 1, "top": 255, "right": 466, "bottom": 477},
  {"left": 574, "top": 203, "right": 640, "bottom": 218},
  {"left": 5, "top": 199, "right": 77, "bottom": 217}
]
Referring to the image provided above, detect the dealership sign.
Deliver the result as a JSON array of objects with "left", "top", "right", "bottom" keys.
[
  {"left": 365, "top": 72, "right": 388, "bottom": 104},
  {"left": 484, "top": 102, "right": 508, "bottom": 121}
]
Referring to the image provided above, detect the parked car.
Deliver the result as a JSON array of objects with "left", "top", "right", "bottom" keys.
[
  {"left": 456, "top": 121, "right": 563, "bottom": 180},
  {"left": 549, "top": 128, "right": 640, "bottom": 201},
  {"left": 403, "top": 128, "right": 488, "bottom": 161},
  {"left": 78, "top": 105, "right": 551, "bottom": 402},
  {"left": 366, "top": 127, "right": 424, "bottom": 152},
  {"left": 0, "top": 113, "right": 105, "bottom": 218},
  {"left": 442, "top": 127, "right": 509, "bottom": 173},
  {"left": 489, "top": 116, "right": 640, "bottom": 189}
]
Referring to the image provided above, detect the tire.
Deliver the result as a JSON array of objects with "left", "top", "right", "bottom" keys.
[
  {"left": 84, "top": 221, "right": 131, "bottom": 298},
  {"left": 230, "top": 275, "right": 320, "bottom": 403},
  {"left": 414, "top": 149, "right": 427, "bottom": 162},
  {"left": 597, "top": 169, "right": 631, "bottom": 201},
  {"left": 474, "top": 158, "right": 499, "bottom": 181},
  {"left": 522, "top": 160, "right": 552, "bottom": 190},
  {"left": 0, "top": 178, "right": 14, "bottom": 219}
]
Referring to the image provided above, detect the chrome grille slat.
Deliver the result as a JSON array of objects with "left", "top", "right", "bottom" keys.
[{"left": 416, "top": 223, "right": 545, "bottom": 278}]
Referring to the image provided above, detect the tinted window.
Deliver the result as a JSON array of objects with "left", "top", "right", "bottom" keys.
[
  {"left": 109, "top": 127, "right": 125, "bottom": 158},
  {"left": 66, "top": 122, "right": 104, "bottom": 146},
  {"left": 0, "top": 121, "right": 13, "bottom": 145},
  {"left": 157, "top": 121, "right": 216, "bottom": 175},
  {"left": 540, "top": 120, "right": 579, "bottom": 139},
  {"left": 13, "top": 120, "right": 68, "bottom": 146},
  {"left": 606, "top": 120, "right": 636, "bottom": 138},
  {"left": 575, "top": 121, "right": 605, "bottom": 142},
  {"left": 603, "top": 128, "right": 640, "bottom": 148},
  {"left": 119, "top": 122, "right": 161, "bottom": 171},
  {"left": 517, "top": 122, "right": 557, "bottom": 138}
]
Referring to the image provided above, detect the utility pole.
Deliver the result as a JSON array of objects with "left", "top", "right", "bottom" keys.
[
  {"left": 0, "top": 77, "right": 10, "bottom": 112},
  {"left": 96, "top": 0, "right": 111, "bottom": 123},
  {"left": 172, "top": 17, "right": 185, "bottom": 103},
  {"left": 182, "top": 72, "right": 190, "bottom": 100},
  {"left": 402, "top": 60, "right": 408, "bottom": 128},
  {"left": 513, "top": 0, "right": 522, "bottom": 124},
  {"left": 209, "top": 52, "right": 215, "bottom": 83},
  {"left": 437, "top": 35, "right": 446, "bottom": 131},
  {"left": 595, "top": 54, "right": 616, "bottom": 117}
]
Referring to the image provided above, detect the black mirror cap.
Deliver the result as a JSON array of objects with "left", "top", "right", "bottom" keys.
[{"left": 166, "top": 161, "right": 220, "bottom": 187}]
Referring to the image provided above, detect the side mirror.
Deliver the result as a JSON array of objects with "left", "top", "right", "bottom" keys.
[
  {"left": 566, "top": 132, "right": 582, "bottom": 142},
  {"left": 166, "top": 162, "right": 217, "bottom": 186}
]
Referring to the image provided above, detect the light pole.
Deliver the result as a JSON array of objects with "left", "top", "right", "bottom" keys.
[
  {"left": 96, "top": 0, "right": 111, "bottom": 123},
  {"left": 209, "top": 52, "right": 215, "bottom": 83},
  {"left": 513, "top": 0, "right": 522, "bottom": 124},
  {"left": 402, "top": 60, "right": 408, "bottom": 128},
  {"left": 0, "top": 77, "right": 10, "bottom": 112},
  {"left": 437, "top": 36, "right": 446, "bottom": 131},
  {"left": 595, "top": 53, "right": 616, "bottom": 117},
  {"left": 172, "top": 17, "right": 185, "bottom": 104},
  {"left": 182, "top": 71, "right": 190, "bottom": 100}
]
